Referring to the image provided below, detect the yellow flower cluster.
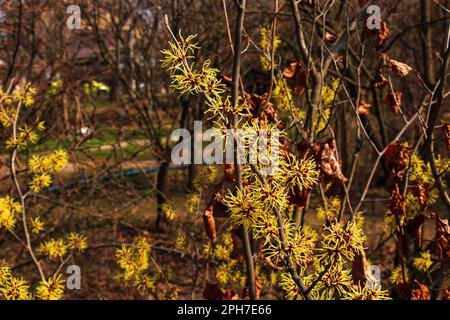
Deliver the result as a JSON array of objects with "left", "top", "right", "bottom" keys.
[
  {"left": 161, "top": 204, "right": 176, "bottom": 220},
  {"left": 28, "top": 149, "right": 68, "bottom": 192},
  {"left": 12, "top": 84, "right": 37, "bottom": 107},
  {"left": 38, "top": 233, "right": 87, "bottom": 259},
  {"left": 30, "top": 217, "right": 45, "bottom": 234},
  {"left": 0, "top": 196, "right": 21, "bottom": 230},
  {"left": 115, "top": 237, "right": 155, "bottom": 293},
  {"left": 413, "top": 250, "right": 433, "bottom": 272},
  {"left": 389, "top": 265, "right": 408, "bottom": 285},
  {"left": 0, "top": 261, "right": 32, "bottom": 300},
  {"left": 162, "top": 33, "right": 390, "bottom": 301},
  {"left": 259, "top": 26, "right": 281, "bottom": 71},
  {"left": 35, "top": 275, "right": 65, "bottom": 300},
  {"left": 317, "top": 220, "right": 366, "bottom": 264}
]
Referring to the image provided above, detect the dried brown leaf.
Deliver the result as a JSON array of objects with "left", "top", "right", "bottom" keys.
[
  {"left": 382, "top": 54, "right": 413, "bottom": 77},
  {"left": 376, "top": 21, "right": 389, "bottom": 49},
  {"left": 375, "top": 70, "right": 388, "bottom": 89},
  {"left": 385, "top": 92, "right": 402, "bottom": 114},
  {"left": 320, "top": 139, "right": 347, "bottom": 183},
  {"left": 358, "top": 100, "right": 372, "bottom": 115},
  {"left": 411, "top": 280, "right": 430, "bottom": 300}
]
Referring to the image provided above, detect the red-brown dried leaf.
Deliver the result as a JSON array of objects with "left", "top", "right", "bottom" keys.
[
  {"left": 431, "top": 213, "right": 450, "bottom": 260},
  {"left": 352, "top": 251, "right": 375, "bottom": 284},
  {"left": 412, "top": 183, "right": 428, "bottom": 209},
  {"left": 385, "top": 92, "right": 402, "bottom": 114},
  {"left": 411, "top": 280, "right": 430, "bottom": 300},
  {"left": 382, "top": 54, "right": 413, "bottom": 77},
  {"left": 375, "top": 70, "right": 388, "bottom": 89},
  {"left": 443, "top": 287, "right": 450, "bottom": 300},
  {"left": 358, "top": 100, "right": 372, "bottom": 115},
  {"left": 320, "top": 139, "right": 347, "bottom": 183},
  {"left": 283, "top": 61, "right": 299, "bottom": 78},
  {"left": 246, "top": 93, "right": 279, "bottom": 124},
  {"left": 390, "top": 187, "right": 406, "bottom": 219},
  {"left": 224, "top": 164, "right": 235, "bottom": 182},
  {"left": 404, "top": 213, "right": 427, "bottom": 248},
  {"left": 203, "top": 205, "right": 217, "bottom": 243},
  {"left": 283, "top": 61, "right": 307, "bottom": 95},
  {"left": 442, "top": 122, "right": 450, "bottom": 150},
  {"left": 376, "top": 21, "right": 389, "bottom": 49},
  {"left": 325, "top": 32, "right": 336, "bottom": 42}
]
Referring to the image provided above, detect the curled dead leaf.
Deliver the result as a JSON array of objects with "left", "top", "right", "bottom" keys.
[
  {"left": 431, "top": 213, "right": 450, "bottom": 260},
  {"left": 358, "top": 100, "right": 372, "bottom": 115},
  {"left": 382, "top": 54, "right": 412, "bottom": 77},
  {"left": 444, "top": 287, "right": 450, "bottom": 300},
  {"left": 376, "top": 21, "right": 389, "bottom": 49},
  {"left": 320, "top": 139, "right": 347, "bottom": 183},
  {"left": 203, "top": 204, "right": 217, "bottom": 243},
  {"left": 404, "top": 213, "right": 427, "bottom": 248},
  {"left": 412, "top": 183, "right": 428, "bottom": 209},
  {"left": 325, "top": 32, "right": 336, "bottom": 42},
  {"left": 283, "top": 61, "right": 299, "bottom": 78},
  {"left": 375, "top": 70, "right": 388, "bottom": 89},
  {"left": 385, "top": 92, "right": 402, "bottom": 114},
  {"left": 411, "top": 280, "right": 430, "bottom": 300},
  {"left": 352, "top": 251, "right": 376, "bottom": 284},
  {"left": 389, "top": 187, "right": 406, "bottom": 219},
  {"left": 283, "top": 61, "right": 306, "bottom": 95},
  {"left": 224, "top": 164, "right": 235, "bottom": 182}
]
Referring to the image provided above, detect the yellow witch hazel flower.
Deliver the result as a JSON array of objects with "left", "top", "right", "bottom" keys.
[
  {"left": 317, "top": 220, "right": 366, "bottom": 264},
  {"left": 38, "top": 238, "right": 68, "bottom": 260},
  {"left": 29, "top": 149, "right": 69, "bottom": 174},
  {"left": 28, "top": 149, "right": 69, "bottom": 193},
  {"left": 29, "top": 173, "right": 52, "bottom": 193},
  {"left": 343, "top": 283, "right": 391, "bottom": 300},
  {"left": 116, "top": 236, "right": 151, "bottom": 281},
  {"left": 35, "top": 274, "right": 65, "bottom": 300},
  {"left": 389, "top": 265, "right": 408, "bottom": 285},
  {"left": 31, "top": 217, "right": 45, "bottom": 234},
  {"left": 0, "top": 196, "right": 21, "bottom": 230},
  {"left": 13, "top": 83, "right": 37, "bottom": 107},
  {"left": 259, "top": 26, "right": 281, "bottom": 71},
  {"left": 1, "top": 276, "right": 32, "bottom": 300},
  {"left": 0, "top": 261, "right": 32, "bottom": 300},
  {"left": 0, "top": 260, "right": 12, "bottom": 286},
  {"left": 413, "top": 250, "right": 433, "bottom": 272},
  {"left": 161, "top": 204, "right": 176, "bottom": 220},
  {"left": 321, "top": 78, "right": 340, "bottom": 105},
  {"left": 280, "top": 154, "right": 319, "bottom": 192},
  {"left": 66, "top": 232, "right": 88, "bottom": 252}
]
